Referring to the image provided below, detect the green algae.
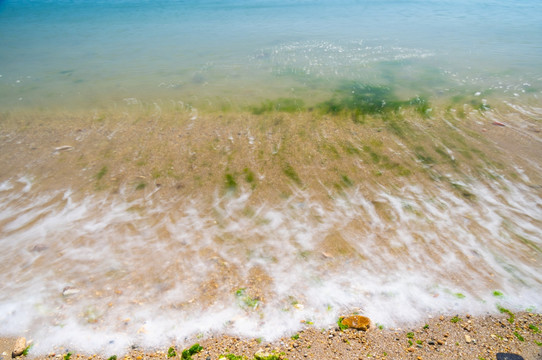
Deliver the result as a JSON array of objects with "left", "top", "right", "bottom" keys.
[
  {"left": 337, "top": 317, "right": 349, "bottom": 331},
  {"left": 451, "top": 316, "right": 461, "bottom": 323},
  {"left": 497, "top": 305, "right": 515, "bottom": 323},
  {"left": 181, "top": 344, "right": 203, "bottom": 360},
  {"left": 95, "top": 166, "right": 108, "bottom": 180},
  {"left": 283, "top": 163, "right": 302, "bottom": 185},
  {"left": 225, "top": 173, "right": 238, "bottom": 192},
  {"left": 318, "top": 83, "right": 403, "bottom": 115},
  {"left": 251, "top": 98, "right": 305, "bottom": 114}
]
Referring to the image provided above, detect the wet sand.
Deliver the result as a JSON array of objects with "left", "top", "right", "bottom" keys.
[
  {"left": 1, "top": 104, "right": 542, "bottom": 359},
  {"left": 2, "top": 103, "right": 541, "bottom": 202},
  {"left": 2, "top": 312, "right": 541, "bottom": 359}
]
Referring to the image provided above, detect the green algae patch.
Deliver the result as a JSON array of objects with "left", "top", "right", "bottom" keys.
[
  {"left": 319, "top": 83, "right": 403, "bottom": 115},
  {"left": 95, "top": 166, "right": 108, "bottom": 180},
  {"left": 251, "top": 98, "right": 305, "bottom": 114},
  {"left": 235, "top": 288, "right": 260, "bottom": 309},
  {"left": 181, "top": 344, "right": 203, "bottom": 360},
  {"left": 225, "top": 173, "right": 238, "bottom": 192},
  {"left": 316, "top": 82, "right": 432, "bottom": 123},
  {"left": 283, "top": 163, "right": 302, "bottom": 186}
]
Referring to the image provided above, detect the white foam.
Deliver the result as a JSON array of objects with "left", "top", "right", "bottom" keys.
[{"left": 0, "top": 173, "right": 541, "bottom": 354}]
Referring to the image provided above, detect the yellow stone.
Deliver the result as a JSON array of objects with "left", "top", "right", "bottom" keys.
[
  {"left": 12, "top": 337, "right": 26, "bottom": 357},
  {"left": 341, "top": 315, "right": 371, "bottom": 331}
]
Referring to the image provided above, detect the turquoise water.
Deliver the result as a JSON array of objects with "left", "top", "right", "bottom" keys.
[{"left": 1, "top": 0, "right": 541, "bottom": 110}]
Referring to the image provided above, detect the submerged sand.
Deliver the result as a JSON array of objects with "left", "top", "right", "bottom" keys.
[{"left": 1, "top": 104, "right": 541, "bottom": 359}]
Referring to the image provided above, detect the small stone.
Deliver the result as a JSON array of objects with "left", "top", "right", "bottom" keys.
[
  {"left": 437, "top": 340, "right": 445, "bottom": 345},
  {"left": 406, "top": 347, "right": 415, "bottom": 352},
  {"left": 62, "top": 286, "right": 80, "bottom": 296},
  {"left": 12, "top": 337, "right": 26, "bottom": 358},
  {"left": 54, "top": 145, "right": 74, "bottom": 152},
  {"left": 465, "top": 335, "right": 472, "bottom": 343},
  {"left": 427, "top": 340, "right": 436, "bottom": 345},
  {"left": 439, "top": 316, "right": 445, "bottom": 321},
  {"left": 340, "top": 315, "right": 371, "bottom": 331},
  {"left": 30, "top": 244, "right": 48, "bottom": 252}
]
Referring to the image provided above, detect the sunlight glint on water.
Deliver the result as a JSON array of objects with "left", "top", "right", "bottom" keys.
[{"left": 0, "top": 0, "right": 541, "bottom": 109}]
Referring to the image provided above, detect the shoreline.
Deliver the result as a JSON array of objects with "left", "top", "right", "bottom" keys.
[
  {"left": 1, "top": 108, "right": 541, "bottom": 360},
  {"left": 3, "top": 312, "right": 541, "bottom": 359}
]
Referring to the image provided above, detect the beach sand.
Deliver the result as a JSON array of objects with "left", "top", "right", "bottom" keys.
[
  {"left": 2, "top": 312, "right": 541, "bottom": 359},
  {"left": 1, "top": 105, "right": 541, "bottom": 359}
]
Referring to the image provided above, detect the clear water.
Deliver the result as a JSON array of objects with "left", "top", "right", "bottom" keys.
[
  {"left": 1, "top": 0, "right": 542, "bottom": 355},
  {"left": 1, "top": 0, "right": 541, "bottom": 110}
]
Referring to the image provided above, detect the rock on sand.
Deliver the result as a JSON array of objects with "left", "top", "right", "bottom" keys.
[{"left": 12, "top": 337, "right": 26, "bottom": 358}]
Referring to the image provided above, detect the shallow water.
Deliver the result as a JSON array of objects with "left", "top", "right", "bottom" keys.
[
  {"left": 1, "top": 0, "right": 542, "bottom": 355},
  {"left": 1, "top": 0, "right": 541, "bottom": 110},
  {"left": 0, "top": 167, "right": 541, "bottom": 354}
]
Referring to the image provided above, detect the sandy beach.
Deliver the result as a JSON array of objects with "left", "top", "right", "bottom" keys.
[
  {"left": 2, "top": 312, "right": 541, "bottom": 359},
  {"left": 2, "top": 0, "right": 542, "bottom": 357},
  {"left": 1, "top": 106, "right": 541, "bottom": 359}
]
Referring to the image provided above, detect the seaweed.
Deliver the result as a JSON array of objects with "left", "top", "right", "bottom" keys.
[
  {"left": 225, "top": 173, "right": 238, "bottom": 192},
  {"left": 317, "top": 82, "right": 432, "bottom": 123},
  {"left": 181, "top": 344, "right": 203, "bottom": 360},
  {"left": 251, "top": 98, "right": 305, "bottom": 114},
  {"left": 337, "top": 317, "right": 348, "bottom": 331},
  {"left": 283, "top": 163, "right": 302, "bottom": 185},
  {"left": 95, "top": 166, "right": 108, "bottom": 180},
  {"left": 318, "top": 83, "right": 402, "bottom": 115}
]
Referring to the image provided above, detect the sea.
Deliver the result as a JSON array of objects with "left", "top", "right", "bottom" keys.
[{"left": 1, "top": 0, "right": 541, "bottom": 355}]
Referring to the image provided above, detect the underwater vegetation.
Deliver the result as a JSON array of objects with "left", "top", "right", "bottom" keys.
[
  {"left": 249, "top": 82, "right": 432, "bottom": 121},
  {"left": 316, "top": 82, "right": 431, "bottom": 119},
  {"left": 251, "top": 98, "right": 305, "bottom": 114}
]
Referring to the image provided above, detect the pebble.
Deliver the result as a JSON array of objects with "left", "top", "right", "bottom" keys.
[
  {"left": 62, "top": 286, "right": 80, "bottom": 296},
  {"left": 340, "top": 315, "right": 371, "bottom": 331},
  {"left": 12, "top": 337, "right": 26, "bottom": 358},
  {"left": 54, "top": 145, "right": 74, "bottom": 152},
  {"left": 465, "top": 335, "right": 472, "bottom": 343},
  {"left": 437, "top": 340, "right": 445, "bottom": 345}
]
